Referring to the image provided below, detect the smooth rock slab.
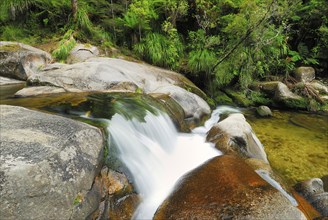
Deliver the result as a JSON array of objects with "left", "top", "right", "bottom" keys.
[
  {"left": 26, "top": 58, "right": 209, "bottom": 123},
  {"left": 0, "top": 105, "right": 103, "bottom": 220},
  {"left": 154, "top": 155, "right": 307, "bottom": 220}
]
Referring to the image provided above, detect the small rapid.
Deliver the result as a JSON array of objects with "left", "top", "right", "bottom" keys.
[{"left": 107, "top": 110, "right": 222, "bottom": 219}]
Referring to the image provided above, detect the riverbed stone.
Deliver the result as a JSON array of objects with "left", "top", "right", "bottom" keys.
[
  {"left": 0, "top": 41, "right": 52, "bottom": 80},
  {"left": 67, "top": 44, "right": 99, "bottom": 64},
  {"left": 294, "top": 67, "right": 316, "bottom": 83},
  {"left": 0, "top": 105, "right": 104, "bottom": 220},
  {"left": 14, "top": 86, "right": 66, "bottom": 97},
  {"left": 294, "top": 178, "right": 328, "bottom": 216},
  {"left": 256, "top": 105, "right": 272, "bottom": 117},
  {"left": 206, "top": 113, "right": 268, "bottom": 163},
  {"left": 154, "top": 155, "right": 307, "bottom": 220},
  {"left": 26, "top": 57, "right": 209, "bottom": 123}
]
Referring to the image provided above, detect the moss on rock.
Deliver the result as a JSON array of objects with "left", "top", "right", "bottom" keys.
[{"left": 224, "top": 89, "right": 253, "bottom": 107}]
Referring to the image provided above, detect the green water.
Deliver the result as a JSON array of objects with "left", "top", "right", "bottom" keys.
[{"left": 245, "top": 110, "right": 328, "bottom": 186}]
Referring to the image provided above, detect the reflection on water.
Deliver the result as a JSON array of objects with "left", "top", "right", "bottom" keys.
[
  {"left": 0, "top": 83, "right": 25, "bottom": 100},
  {"left": 245, "top": 110, "right": 328, "bottom": 185}
]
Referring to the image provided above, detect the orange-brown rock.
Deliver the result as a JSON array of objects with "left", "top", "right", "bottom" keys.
[
  {"left": 108, "top": 193, "right": 140, "bottom": 220},
  {"left": 292, "top": 190, "right": 321, "bottom": 219},
  {"left": 154, "top": 155, "right": 306, "bottom": 220}
]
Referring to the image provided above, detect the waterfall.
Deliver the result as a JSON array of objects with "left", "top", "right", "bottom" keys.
[{"left": 107, "top": 110, "right": 221, "bottom": 219}]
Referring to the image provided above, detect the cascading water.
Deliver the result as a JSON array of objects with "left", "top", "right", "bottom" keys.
[{"left": 107, "top": 110, "right": 222, "bottom": 219}]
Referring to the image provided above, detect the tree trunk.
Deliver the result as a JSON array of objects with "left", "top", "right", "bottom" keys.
[{"left": 71, "top": 0, "right": 78, "bottom": 20}]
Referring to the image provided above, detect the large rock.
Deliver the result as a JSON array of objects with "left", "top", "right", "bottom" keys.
[
  {"left": 0, "top": 41, "right": 52, "bottom": 80},
  {"left": 207, "top": 113, "right": 268, "bottom": 163},
  {"left": 26, "top": 58, "right": 209, "bottom": 123},
  {"left": 67, "top": 44, "right": 99, "bottom": 64},
  {"left": 152, "top": 85, "right": 210, "bottom": 125},
  {"left": 0, "top": 105, "right": 104, "bottom": 220},
  {"left": 294, "top": 67, "right": 315, "bottom": 83},
  {"left": 154, "top": 155, "right": 307, "bottom": 220}
]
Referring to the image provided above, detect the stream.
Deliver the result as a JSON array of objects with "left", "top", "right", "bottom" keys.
[{"left": 1, "top": 84, "right": 327, "bottom": 218}]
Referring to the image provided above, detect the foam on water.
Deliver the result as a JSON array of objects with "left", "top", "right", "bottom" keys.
[{"left": 107, "top": 111, "right": 221, "bottom": 219}]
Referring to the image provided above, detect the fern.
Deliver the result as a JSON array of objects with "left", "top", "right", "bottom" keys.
[{"left": 52, "top": 29, "right": 76, "bottom": 62}]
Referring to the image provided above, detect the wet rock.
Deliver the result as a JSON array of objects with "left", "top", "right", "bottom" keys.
[
  {"left": 153, "top": 85, "right": 210, "bottom": 127},
  {"left": 256, "top": 105, "right": 272, "bottom": 117},
  {"left": 88, "top": 167, "right": 138, "bottom": 220},
  {"left": 67, "top": 44, "right": 99, "bottom": 64},
  {"left": 322, "top": 175, "right": 328, "bottom": 192},
  {"left": 207, "top": 113, "right": 268, "bottom": 163},
  {"left": 0, "top": 41, "right": 51, "bottom": 80},
  {"left": 14, "top": 86, "right": 66, "bottom": 97},
  {"left": 108, "top": 194, "right": 140, "bottom": 220},
  {"left": 294, "top": 67, "right": 316, "bottom": 83},
  {"left": 294, "top": 178, "right": 328, "bottom": 216},
  {"left": 0, "top": 76, "right": 24, "bottom": 86},
  {"left": 0, "top": 105, "right": 104, "bottom": 220},
  {"left": 25, "top": 57, "right": 209, "bottom": 124},
  {"left": 154, "top": 155, "right": 307, "bottom": 220}
]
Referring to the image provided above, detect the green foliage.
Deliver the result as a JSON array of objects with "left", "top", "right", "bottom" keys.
[
  {"left": 0, "top": 25, "right": 26, "bottom": 41},
  {"left": 52, "top": 30, "right": 76, "bottom": 62},
  {"left": 247, "top": 90, "right": 272, "bottom": 105},
  {"left": 1, "top": 0, "right": 327, "bottom": 98},
  {"left": 134, "top": 24, "right": 184, "bottom": 69}
]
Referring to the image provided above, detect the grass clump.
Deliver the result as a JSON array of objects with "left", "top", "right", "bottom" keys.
[{"left": 52, "top": 29, "right": 76, "bottom": 62}]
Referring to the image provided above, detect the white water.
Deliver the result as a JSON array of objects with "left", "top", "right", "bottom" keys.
[
  {"left": 105, "top": 105, "right": 297, "bottom": 219},
  {"left": 107, "top": 111, "right": 221, "bottom": 219}
]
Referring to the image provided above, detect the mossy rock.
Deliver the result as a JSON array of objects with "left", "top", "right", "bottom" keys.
[
  {"left": 248, "top": 90, "right": 272, "bottom": 106},
  {"left": 0, "top": 44, "right": 22, "bottom": 52},
  {"left": 214, "top": 91, "right": 234, "bottom": 105},
  {"left": 283, "top": 98, "right": 308, "bottom": 110},
  {"left": 224, "top": 89, "right": 253, "bottom": 107}
]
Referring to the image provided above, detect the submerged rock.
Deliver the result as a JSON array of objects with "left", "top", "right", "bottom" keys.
[
  {"left": 0, "top": 41, "right": 51, "bottom": 80},
  {"left": 207, "top": 113, "right": 268, "bottom": 163},
  {"left": 154, "top": 155, "right": 307, "bottom": 220},
  {"left": 294, "top": 67, "right": 316, "bottom": 83},
  {"left": 0, "top": 105, "right": 104, "bottom": 219}
]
